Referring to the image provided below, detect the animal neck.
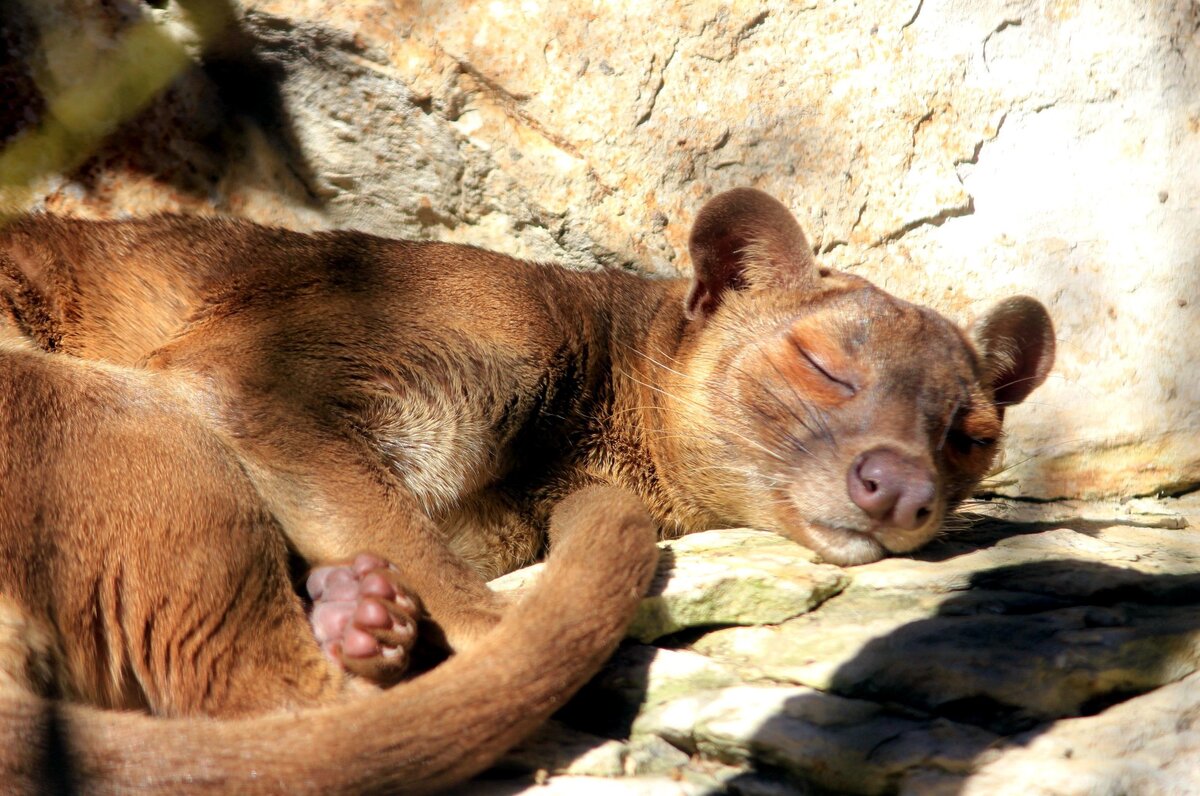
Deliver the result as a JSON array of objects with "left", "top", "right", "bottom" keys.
[{"left": 568, "top": 270, "right": 717, "bottom": 536}]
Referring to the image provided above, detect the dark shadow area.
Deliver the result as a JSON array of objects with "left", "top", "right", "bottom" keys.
[
  {"left": 472, "top": 558, "right": 1200, "bottom": 794},
  {"left": 40, "top": 704, "right": 77, "bottom": 796},
  {"left": 722, "top": 560, "right": 1200, "bottom": 793},
  {"left": 2, "top": 0, "right": 326, "bottom": 210},
  {"left": 0, "top": 1, "right": 45, "bottom": 146},
  {"left": 910, "top": 511, "right": 1188, "bottom": 563}
]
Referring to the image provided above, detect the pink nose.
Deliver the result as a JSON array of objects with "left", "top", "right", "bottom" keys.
[{"left": 847, "top": 448, "right": 936, "bottom": 530}]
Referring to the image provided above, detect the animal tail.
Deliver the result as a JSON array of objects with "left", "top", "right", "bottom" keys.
[{"left": 3, "top": 486, "right": 658, "bottom": 795}]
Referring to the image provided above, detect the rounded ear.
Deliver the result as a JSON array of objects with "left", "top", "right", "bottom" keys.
[
  {"left": 970, "top": 296, "right": 1056, "bottom": 407},
  {"left": 685, "top": 188, "right": 818, "bottom": 320}
]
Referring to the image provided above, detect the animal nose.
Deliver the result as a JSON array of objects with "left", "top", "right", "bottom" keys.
[{"left": 847, "top": 448, "right": 937, "bottom": 530}]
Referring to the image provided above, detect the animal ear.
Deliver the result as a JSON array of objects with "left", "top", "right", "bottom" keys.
[
  {"left": 685, "top": 188, "right": 818, "bottom": 320},
  {"left": 971, "top": 296, "right": 1056, "bottom": 407}
]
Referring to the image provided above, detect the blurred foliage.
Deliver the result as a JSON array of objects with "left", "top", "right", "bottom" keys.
[{"left": 0, "top": 0, "right": 233, "bottom": 220}]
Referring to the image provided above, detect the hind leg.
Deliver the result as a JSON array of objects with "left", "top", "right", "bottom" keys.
[
  {"left": 307, "top": 553, "right": 421, "bottom": 685},
  {"left": 0, "top": 346, "right": 420, "bottom": 720},
  {"left": 157, "top": 530, "right": 431, "bottom": 715},
  {"left": 131, "top": 548, "right": 422, "bottom": 717},
  {"left": 104, "top": 488, "right": 421, "bottom": 717}
]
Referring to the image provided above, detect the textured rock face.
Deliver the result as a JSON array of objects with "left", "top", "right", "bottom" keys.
[
  {"left": 485, "top": 495, "right": 1200, "bottom": 794},
  {"left": 2, "top": 0, "right": 1197, "bottom": 499},
  {"left": 493, "top": 530, "right": 849, "bottom": 644}
]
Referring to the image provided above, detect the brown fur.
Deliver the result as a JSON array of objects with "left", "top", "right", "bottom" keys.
[
  {"left": 0, "top": 189, "right": 1053, "bottom": 785},
  {"left": 0, "top": 337, "right": 658, "bottom": 791},
  {"left": 0, "top": 190, "right": 1054, "bottom": 577}
]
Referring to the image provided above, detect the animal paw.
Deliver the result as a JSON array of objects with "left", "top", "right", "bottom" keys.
[{"left": 306, "top": 553, "right": 420, "bottom": 685}]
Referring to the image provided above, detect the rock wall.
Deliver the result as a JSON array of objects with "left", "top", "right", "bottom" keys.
[{"left": 2, "top": 0, "right": 1197, "bottom": 501}]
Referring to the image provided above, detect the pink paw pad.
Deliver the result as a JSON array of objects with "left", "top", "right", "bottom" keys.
[{"left": 306, "top": 553, "right": 419, "bottom": 682}]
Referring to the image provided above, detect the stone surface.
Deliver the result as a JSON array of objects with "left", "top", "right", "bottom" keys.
[
  {"left": 479, "top": 494, "right": 1200, "bottom": 794},
  {"left": 938, "top": 670, "right": 1200, "bottom": 796},
  {"left": 627, "top": 532, "right": 845, "bottom": 644},
  {"left": 494, "top": 530, "right": 847, "bottom": 643},
  {"left": 2, "top": 0, "right": 1198, "bottom": 498}
]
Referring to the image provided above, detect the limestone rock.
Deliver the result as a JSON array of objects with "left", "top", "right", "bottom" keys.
[
  {"left": 692, "top": 507, "right": 1200, "bottom": 726},
  {"left": 499, "top": 722, "right": 692, "bottom": 781},
  {"left": 492, "top": 530, "right": 847, "bottom": 643},
  {"left": 483, "top": 496, "right": 1200, "bottom": 793},
  {"left": 939, "top": 670, "right": 1200, "bottom": 796},
  {"left": 453, "top": 774, "right": 711, "bottom": 796},
  {"left": 628, "top": 530, "right": 847, "bottom": 643}
]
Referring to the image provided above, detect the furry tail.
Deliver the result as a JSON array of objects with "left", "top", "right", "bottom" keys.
[{"left": 4, "top": 487, "right": 658, "bottom": 795}]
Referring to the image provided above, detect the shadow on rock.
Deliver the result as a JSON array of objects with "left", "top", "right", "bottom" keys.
[
  {"left": 718, "top": 560, "right": 1200, "bottom": 794},
  {"left": 912, "top": 511, "right": 1189, "bottom": 564}
]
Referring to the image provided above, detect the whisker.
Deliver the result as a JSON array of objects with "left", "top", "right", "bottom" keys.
[
  {"left": 621, "top": 340, "right": 830, "bottom": 462},
  {"left": 746, "top": 337, "right": 838, "bottom": 449},
  {"left": 617, "top": 369, "right": 788, "bottom": 463},
  {"left": 997, "top": 399, "right": 1067, "bottom": 409},
  {"left": 624, "top": 343, "right": 688, "bottom": 379},
  {"left": 722, "top": 347, "right": 827, "bottom": 454},
  {"left": 992, "top": 373, "right": 1053, "bottom": 394},
  {"left": 621, "top": 341, "right": 746, "bottom": 418}
]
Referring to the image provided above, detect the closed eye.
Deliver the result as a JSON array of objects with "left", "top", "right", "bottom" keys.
[
  {"left": 947, "top": 428, "right": 996, "bottom": 455},
  {"left": 796, "top": 346, "right": 857, "bottom": 395}
]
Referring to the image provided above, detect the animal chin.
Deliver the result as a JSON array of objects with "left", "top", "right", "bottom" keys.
[
  {"left": 790, "top": 519, "right": 888, "bottom": 566},
  {"left": 868, "top": 523, "right": 940, "bottom": 554}
]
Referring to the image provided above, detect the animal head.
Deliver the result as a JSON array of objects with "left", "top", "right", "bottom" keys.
[{"left": 658, "top": 188, "right": 1055, "bottom": 566}]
